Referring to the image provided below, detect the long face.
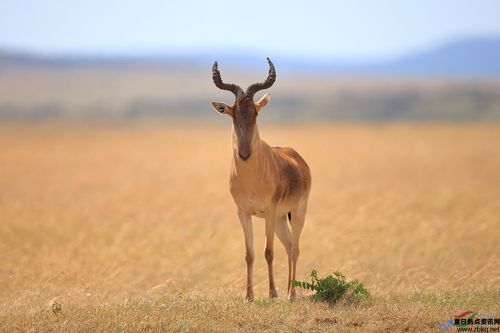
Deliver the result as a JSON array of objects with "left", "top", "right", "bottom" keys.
[
  {"left": 211, "top": 57, "right": 275, "bottom": 161},
  {"left": 211, "top": 93, "right": 270, "bottom": 161},
  {"left": 232, "top": 95, "right": 257, "bottom": 160}
]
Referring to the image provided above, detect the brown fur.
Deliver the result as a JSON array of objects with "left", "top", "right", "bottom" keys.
[{"left": 271, "top": 147, "right": 311, "bottom": 203}]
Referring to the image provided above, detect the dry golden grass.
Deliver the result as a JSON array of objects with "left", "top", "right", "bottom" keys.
[
  {"left": 0, "top": 123, "right": 499, "bottom": 332},
  {"left": 2, "top": 292, "right": 498, "bottom": 332}
]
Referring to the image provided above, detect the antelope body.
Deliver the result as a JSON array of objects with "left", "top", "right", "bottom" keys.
[{"left": 211, "top": 58, "right": 311, "bottom": 300}]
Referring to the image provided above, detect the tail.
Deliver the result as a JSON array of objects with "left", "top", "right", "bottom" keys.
[{"left": 287, "top": 212, "right": 292, "bottom": 222}]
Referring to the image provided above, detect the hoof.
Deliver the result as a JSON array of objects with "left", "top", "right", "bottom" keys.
[
  {"left": 269, "top": 290, "right": 278, "bottom": 299},
  {"left": 245, "top": 295, "right": 254, "bottom": 302}
]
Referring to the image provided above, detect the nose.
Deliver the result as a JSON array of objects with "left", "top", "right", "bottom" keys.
[{"left": 238, "top": 151, "right": 251, "bottom": 161}]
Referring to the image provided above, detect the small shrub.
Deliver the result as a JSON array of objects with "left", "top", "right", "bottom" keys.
[
  {"left": 51, "top": 301, "right": 62, "bottom": 315},
  {"left": 293, "top": 270, "right": 370, "bottom": 305}
]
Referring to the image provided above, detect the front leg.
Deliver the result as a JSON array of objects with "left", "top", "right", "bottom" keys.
[
  {"left": 237, "top": 209, "right": 254, "bottom": 301},
  {"left": 264, "top": 212, "right": 278, "bottom": 298}
]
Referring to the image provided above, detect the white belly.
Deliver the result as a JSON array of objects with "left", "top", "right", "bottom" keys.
[
  {"left": 233, "top": 192, "right": 267, "bottom": 218},
  {"left": 229, "top": 174, "right": 290, "bottom": 218}
]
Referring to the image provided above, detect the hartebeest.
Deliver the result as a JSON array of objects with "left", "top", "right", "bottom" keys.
[{"left": 211, "top": 58, "right": 311, "bottom": 300}]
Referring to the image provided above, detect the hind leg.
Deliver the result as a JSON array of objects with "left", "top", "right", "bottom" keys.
[
  {"left": 289, "top": 204, "right": 307, "bottom": 299},
  {"left": 275, "top": 214, "right": 293, "bottom": 295},
  {"left": 264, "top": 212, "right": 279, "bottom": 298}
]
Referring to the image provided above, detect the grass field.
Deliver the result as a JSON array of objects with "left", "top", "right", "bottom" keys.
[{"left": 0, "top": 124, "right": 499, "bottom": 332}]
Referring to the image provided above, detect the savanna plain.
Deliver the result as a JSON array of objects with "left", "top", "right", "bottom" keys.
[{"left": 0, "top": 123, "right": 499, "bottom": 332}]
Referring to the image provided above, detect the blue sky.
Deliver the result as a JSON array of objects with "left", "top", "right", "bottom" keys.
[{"left": 1, "top": 0, "right": 499, "bottom": 61}]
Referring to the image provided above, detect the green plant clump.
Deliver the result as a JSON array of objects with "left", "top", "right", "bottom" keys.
[{"left": 293, "top": 270, "right": 370, "bottom": 305}]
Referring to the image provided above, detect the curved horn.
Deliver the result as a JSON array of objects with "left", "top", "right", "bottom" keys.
[
  {"left": 212, "top": 61, "right": 243, "bottom": 97},
  {"left": 246, "top": 57, "right": 276, "bottom": 98}
]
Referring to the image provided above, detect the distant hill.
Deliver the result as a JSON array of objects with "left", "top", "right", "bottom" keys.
[
  {"left": 1, "top": 37, "right": 500, "bottom": 76},
  {"left": 0, "top": 51, "right": 204, "bottom": 70},
  {"left": 361, "top": 37, "right": 500, "bottom": 76}
]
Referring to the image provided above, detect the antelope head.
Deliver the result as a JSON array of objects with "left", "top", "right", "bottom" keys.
[{"left": 211, "top": 58, "right": 276, "bottom": 161}]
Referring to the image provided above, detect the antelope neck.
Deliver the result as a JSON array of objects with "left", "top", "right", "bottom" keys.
[{"left": 232, "top": 125, "right": 265, "bottom": 171}]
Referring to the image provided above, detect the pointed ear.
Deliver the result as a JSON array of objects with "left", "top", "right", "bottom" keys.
[
  {"left": 211, "top": 101, "right": 233, "bottom": 116},
  {"left": 255, "top": 93, "right": 270, "bottom": 112}
]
